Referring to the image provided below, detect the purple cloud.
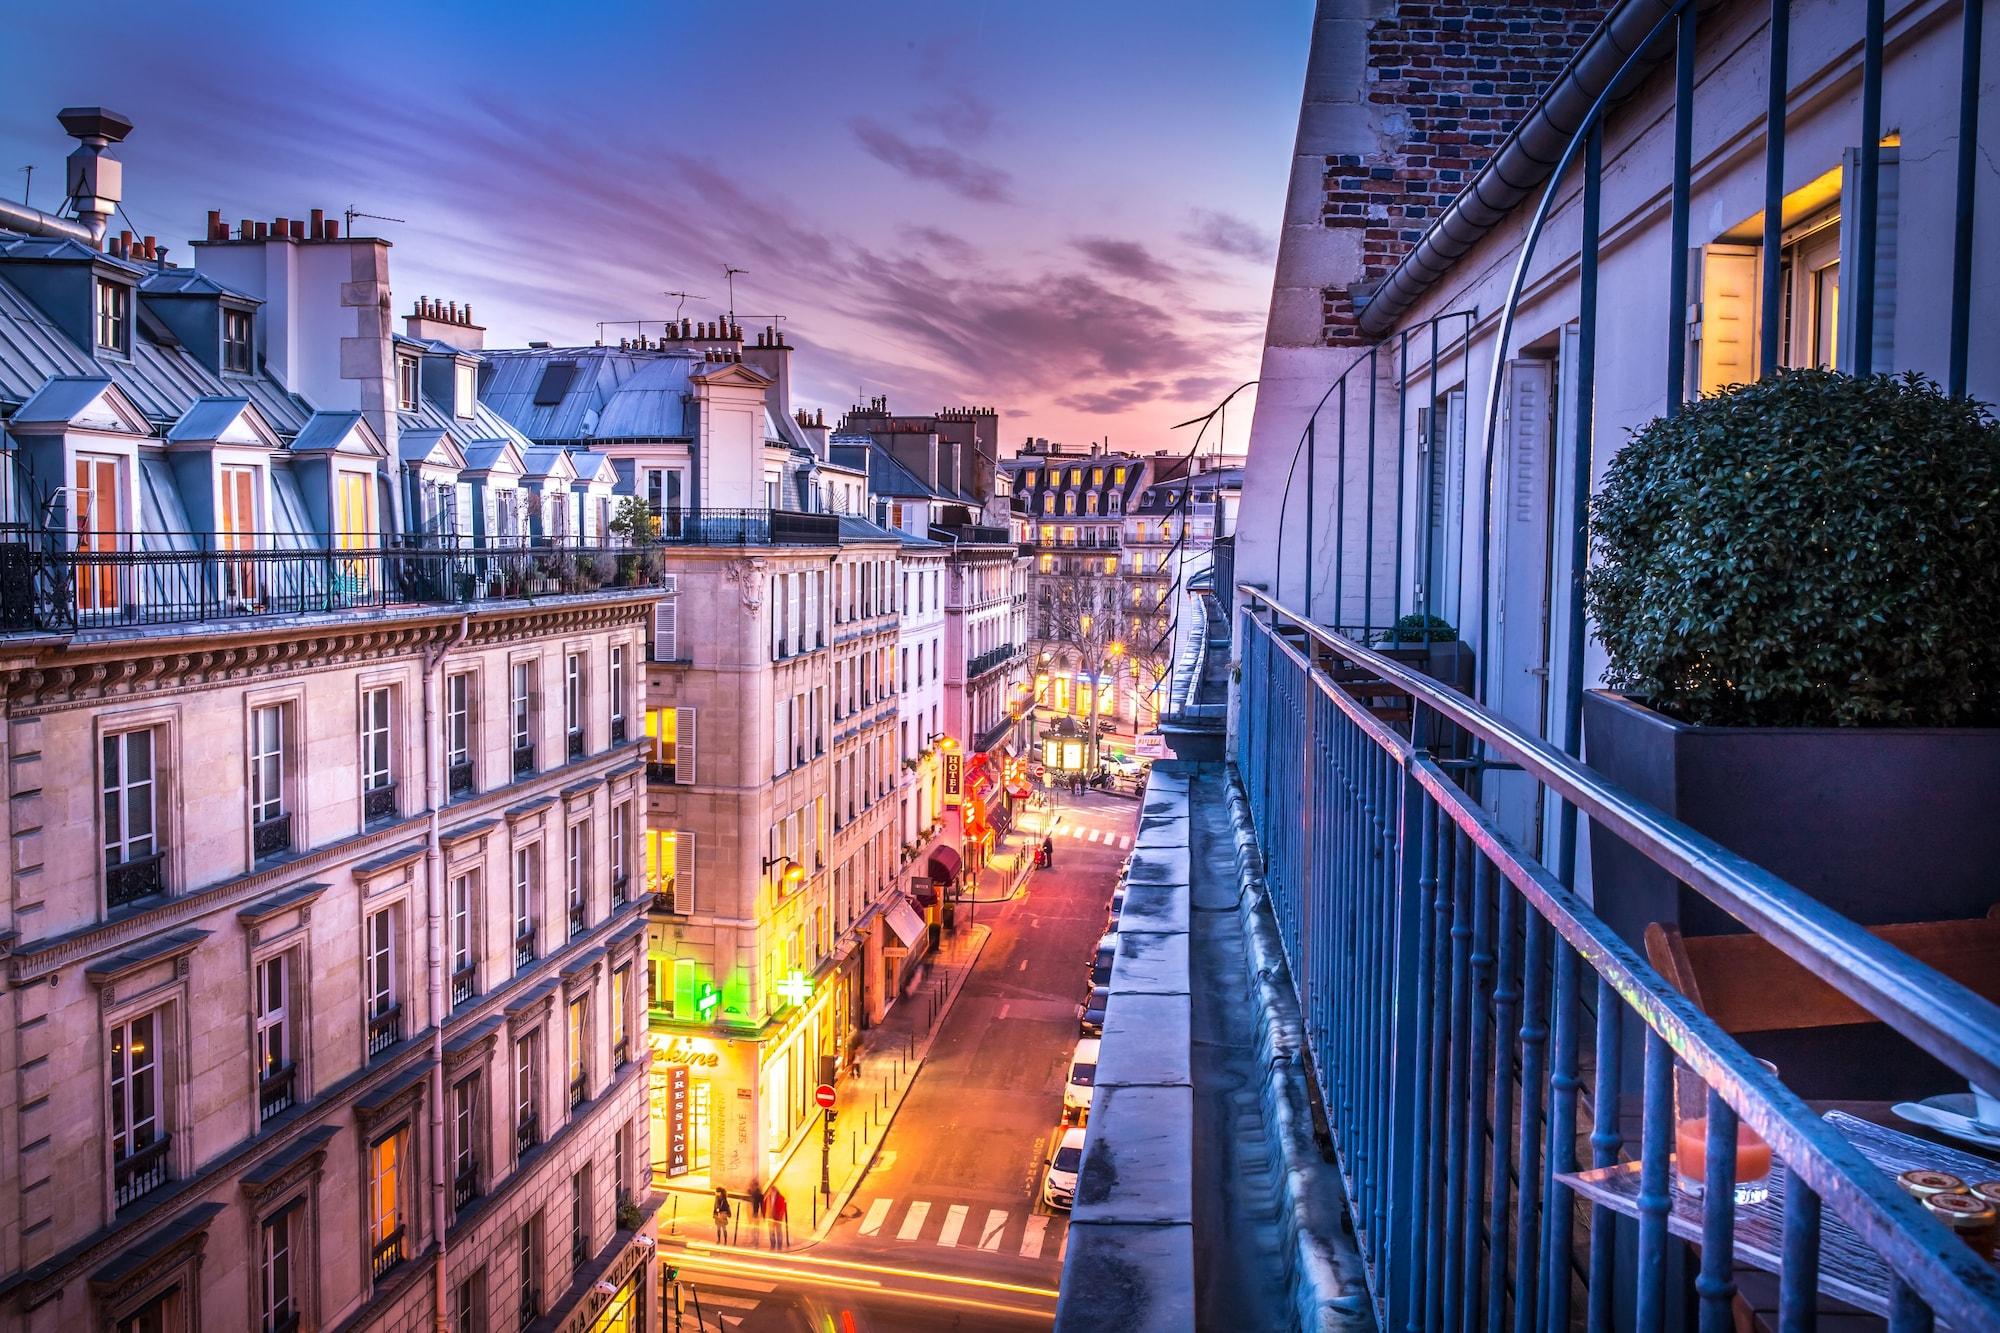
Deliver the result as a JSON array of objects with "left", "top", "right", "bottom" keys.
[
  {"left": 916, "top": 96, "right": 995, "bottom": 147},
  {"left": 849, "top": 118, "right": 1012, "bottom": 203},
  {"left": 1073, "top": 236, "right": 1175, "bottom": 285},
  {"left": 1184, "top": 208, "right": 1275, "bottom": 262}
]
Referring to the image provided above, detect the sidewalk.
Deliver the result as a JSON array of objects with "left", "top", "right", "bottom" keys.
[{"left": 662, "top": 920, "right": 995, "bottom": 1250}]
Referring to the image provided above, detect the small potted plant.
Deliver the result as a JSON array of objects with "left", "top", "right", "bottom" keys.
[{"left": 1583, "top": 370, "right": 2000, "bottom": 943}]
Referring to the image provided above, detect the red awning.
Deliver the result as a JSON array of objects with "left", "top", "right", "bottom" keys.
[{"left": 927, "top": 845, "right": 963, "bottom": 882}]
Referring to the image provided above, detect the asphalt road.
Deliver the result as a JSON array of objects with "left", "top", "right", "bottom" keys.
[{"left": 665, "top": 788, "right": 1139, "bottom": 1331}]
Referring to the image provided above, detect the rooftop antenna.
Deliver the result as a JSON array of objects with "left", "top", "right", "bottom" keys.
[
  {"left": 17, "top": 166, "right": 30, "bottom": 208},
  {"left": 722, "top": 265, "right": 747, "bottom": 326},
  {"left": 343, "top": 205, "right": 406, "bottom": 233},
  {"left": 664, "top": 290, "right": 706, "bottom": 322}
]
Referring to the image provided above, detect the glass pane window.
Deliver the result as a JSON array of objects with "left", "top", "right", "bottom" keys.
[
  {"left": 453, "top": 1076, "right": 479, "bottom": 1186},
  {"left": 110, "top": 1012, "right": 160, "bottom": 1162},
  {"left": 365, "top": 910, "right": 396, "bottom": 1018},
  {"left": 361, "top": 688, "right": 393, "bottom": 792},
  {"left": 224, "top": 308, "right": 254, "bottom": 373},
  {"left": 511, "top": 664, "right": 533, "bottom": 753},
  {"left": 397, "top": 357, "right": 419, "bottom": 412},
  {"left": 260, "top": 1206, "right": 296, "bottom": 1332},
  {"left": 255, "top": 954, "right": 289, "bottom": 1079},
  {"left": 102, "top": 730, "right": 157, "bottom": 867},
  {"left": 608, "top": 647, "right": 625, "bottom": 725},
  {"left": 250, "top": 706, "right": 285, "bottom": 825},
  {"left": 564, "top": 654, "right": 583, "bottom": 738},
  {"left": 96, "top": 279, "right": 130, "bottom": 352},
  {"left": 450, "top": 872, "right": 474, "bottom": 973},
  {"left": 447, "top": 675, "right": 471, "bottom": 768},
  {"left": 370, "top": 1131, "right": 403, "bottom": 1249}
]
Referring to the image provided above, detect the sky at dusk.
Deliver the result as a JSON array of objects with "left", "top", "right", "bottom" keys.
[{"left": 2, "top": 1, "right": 1311, "bottom": 457}]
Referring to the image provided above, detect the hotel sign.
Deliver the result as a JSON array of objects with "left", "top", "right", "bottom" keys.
[
  {"left": 943, "top": 752, "right": 963, "bottom": 804},
  {"left": 666, "top": 1065, "right": 690, "bottom": 1178}
]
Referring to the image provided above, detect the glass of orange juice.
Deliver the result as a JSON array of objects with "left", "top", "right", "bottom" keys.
[{"left": 1675, "top": 1057, "right": 1777, "bottom": 1206}]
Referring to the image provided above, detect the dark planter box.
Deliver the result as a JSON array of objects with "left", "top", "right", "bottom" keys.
[{"left": 1582, "top": 689, "right": 2000, "bottom": 1098}]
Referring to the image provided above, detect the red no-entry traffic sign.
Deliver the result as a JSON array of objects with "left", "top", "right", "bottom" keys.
[{"left": 814, "top": 1083, "right": 837, "bottom": 1109}]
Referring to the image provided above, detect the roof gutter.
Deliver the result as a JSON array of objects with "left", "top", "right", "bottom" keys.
[{"left": 1355, "top": 0, "right": 1720, "bottom": 337}]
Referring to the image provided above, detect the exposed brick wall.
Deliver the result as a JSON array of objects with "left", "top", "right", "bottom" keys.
[{"left": 1322, "top": 2, "right": 1612, "bottom": 345}]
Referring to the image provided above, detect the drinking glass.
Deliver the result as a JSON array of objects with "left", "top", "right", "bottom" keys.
[{"left": 1675, "top": 1057, "right": 1777, "bottom": 1206}]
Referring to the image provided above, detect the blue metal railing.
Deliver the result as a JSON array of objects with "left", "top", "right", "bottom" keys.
[{"left": 1235, "top": 588, "right": 2000, "bottom": 1332}]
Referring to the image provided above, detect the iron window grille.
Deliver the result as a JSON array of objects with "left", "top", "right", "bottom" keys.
[
  {"left": 370, "top": 1227, "right": 406, "bottom": 1281},
  {"left": 448, "top": 760, "right": 474, "bottom": 798},
  {"left": 451, "top": 966, "right": 476, "bottom": 1009},
  {"left": 363, "top": 781, "right": 398, "bottom": 825},
  {"left": 366, "top": 1003, "right": 402, "bottom": 1058},
  {"left": 253, "top": 813, "right": 293, "bottom": 861},
  {"left": 106, "top": 850, "right": 166, "bottom": 909}
]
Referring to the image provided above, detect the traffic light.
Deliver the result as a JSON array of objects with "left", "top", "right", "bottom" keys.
[{"left": 666, "top": 1265, "right": 679, "bottom": 1283}]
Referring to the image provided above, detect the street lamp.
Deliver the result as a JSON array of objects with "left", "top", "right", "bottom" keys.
[{"left": 762, "top": 856, "right": 805, "bottom": 892}]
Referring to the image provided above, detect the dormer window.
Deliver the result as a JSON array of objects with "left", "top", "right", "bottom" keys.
[
  {"left": 95, "top": 279, "right": 130, "bottom": 354},
  {"left": 397, "top": 358, "right": 419, "bottom": 412},
  {"left": 222, "top": 308, "right": 254, "bottom": 373},
  {"left": 453, "top": 363, "right": 476, "bottom": 419}
]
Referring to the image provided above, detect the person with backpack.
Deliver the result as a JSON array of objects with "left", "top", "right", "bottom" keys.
[{"left": 711, "top": 1187, "right": 731, "bottom": 1243}]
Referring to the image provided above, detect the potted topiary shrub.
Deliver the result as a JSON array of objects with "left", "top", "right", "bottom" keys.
[{"left": 1583, "top": 370, "right": 2000, "bottom": 959}]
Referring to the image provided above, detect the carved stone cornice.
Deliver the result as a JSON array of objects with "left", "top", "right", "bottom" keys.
[{"left": 7, "top": 598, "right": 650, "bottom": 714}]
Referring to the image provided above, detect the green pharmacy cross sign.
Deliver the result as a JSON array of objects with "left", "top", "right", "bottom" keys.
[
  {"left": 695, "top": 983, "right": 721, "bottom": 1021},
  {"left": 776, "top": 971, "right": 813, "bottom": 1009}
]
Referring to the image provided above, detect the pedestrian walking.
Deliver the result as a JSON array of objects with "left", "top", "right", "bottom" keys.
[
  {"left": 711, "top": 1187, "right": 731, "bottom": 1244},
  {"left": 767, "top": 1186, "right": 789, "bottom": 1249},
  {"left": 1043, "top": 835, "right": 1055, "bottom": 869},
  {"left": 747, "top": 1174, "right": 766, "bottom": 1244}
]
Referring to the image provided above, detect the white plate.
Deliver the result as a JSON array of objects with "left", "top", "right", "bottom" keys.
[{"left": 1889, "top": 1093, "right": 2000, "bottom": 1152}]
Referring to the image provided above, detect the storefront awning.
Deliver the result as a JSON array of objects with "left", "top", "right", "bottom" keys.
[
  {"left": 885, "top": 896, "right": 928, "bottom": 949},
  {"left": 928, "top": 845, "right": 962, "bottom": 882}
]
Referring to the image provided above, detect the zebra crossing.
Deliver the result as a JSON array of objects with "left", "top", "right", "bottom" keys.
[
  {"left": 854, "top": 1195, "right": 1068, "bottom": 1260},
  {"left": 1051, "top": 824, "right": 1132, "bottom": 847}
]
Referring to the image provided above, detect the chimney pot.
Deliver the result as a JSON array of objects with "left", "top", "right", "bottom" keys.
[
  {"left": 206, "top": 209, "right": 222, "bottom": 240},
  {"left": 309, "top": 207, "right": 324, "bottom": 238},
  {"left": 274, "top": 216, "right": 289, "bottom": 238},
  {"left": 289, "top": 220, "right": 304, "bottom": 240},
  {"left": 142, "top": 235, "right": 155, "bottom": 259},
  {"left": 463, "top": 304, "right": 472, "bottom": 324},
  {"left": 325, "top": 219, "right": 339, "bottom": 239},
  {"left": 239, "top": 217, "right": 253, "bottom": 240}
]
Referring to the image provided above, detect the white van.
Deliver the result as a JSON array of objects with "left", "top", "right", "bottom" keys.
[{"left": 1064, "top": 1038, "right": 1101, "bottom": 1120}]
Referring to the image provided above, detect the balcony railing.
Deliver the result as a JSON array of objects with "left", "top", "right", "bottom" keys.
[
  {"left": 1234, "top": 590, "right": 2000, "bottom": 1329},
  {"left": 967, "top": 643, "right": 1016, "bottom": 680},
  {"left": 113, "top": 1134, "right": 171, "bottom": 1208},
  {"left": 447, "top": 760, "right": 474, "bottom": 798},
  {"left": 366, "top": 1003, "right": 402, "bottom": 1058},
  {"left": 569, "top": 1073, "right": 588, "bottom": 1109},
  {"left": 567, "top": 729, "right": 585, "bottom": 761},
  {"left": 651, "top": 506, "right": 841, "bottom": 546},
  {"left": 370, "top": 1227, "right": 406, "bottom": 1282},
  {"left": 514, "top": 931, "right": 536, "bottom": 970},
  {"left": 258, "top": 1064, "right": 296, "bottom": 1122},
  {"left": 451, "top": 965, "right": 476, "bottom": 1009},
  {"left": 567, "top": 902, "right": 585, "bottom": 939},
  {"left": 253, "top": 813, "right": 292, "bottom": 861},
  {"left": 2, "top": 535, "right": 671, "bottom": 635},
  {"left": 611, "top": 871, "right": 629, "bottom": 906},
  {"left": 517, "top": 1112, "right": 540, "bottom": 1155},
  {"left": 610, "top": 716, "right": 627, "bottom": 745},
  {"left": 105, "top": 850, "right": 166, "bottom": 909},
  {"left": 363, "top": 780, "right": 398, "bottom": 825},
  {"left": 512, "top": 744, "right": 535, "bottom": 777},
  {"left": 454, "top": 1156, "right": 479, "bottom": 1211},
  {"left": 646, "top": 760, "right": 677, "bottom": 785}
]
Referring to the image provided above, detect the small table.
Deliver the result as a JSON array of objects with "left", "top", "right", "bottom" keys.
[{"left": 1557, "top": 1110, "right": 2000, "bottom": 1318}]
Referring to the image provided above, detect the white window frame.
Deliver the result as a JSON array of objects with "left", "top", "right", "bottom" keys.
[
  {"left": 249, "top": 703, "right": 286, "bottom": 829},
  {"left": 254, "top": 951, "right": 292, "bottom": 1115},
  {"left": 511, "top": 662, "right": 535, "bottom": 764},
  {"left": 96, "top": 277, "right": 131, "bottom": 353},
  {"left": 450, "top": 870, "right": 475, "bottom": 978},
  {"left": 565, "top": 820, "right": 588, "bottom": 933},
  {"left": 110, "top": 1009, "right": 164, "bottom": 1174},
  {"left": 368, "top": 1127, "right": 407, "bottom": 1276},
  {"left": 608, "top": 645, "right": 626, "bottom": 730},
  {"left": 513, "top": 844, "right": 539, "bottom": 962},
  {"left": 260, "top": 1201, "right": 299, "bottom": 1332},
  {"left": 397, "top": 356, "right": 420, "bottom": 412},
  {"left": 102, "top": 727, "right": 159, "bottom": 872},
  {"left": 564, "top": 652, "right": 584, "bottom": 748},
  {"left": 446, "top": 672, "right": 472, "bottom": 771},
  {"left": 365, "top": 908, "right": 398, "bottom": 1024},
  {"left": 361, "top": 686, "right": 394, "bottom": 794}
]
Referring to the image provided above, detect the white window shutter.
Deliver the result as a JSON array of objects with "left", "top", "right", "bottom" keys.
[
  {"left": 658, "top": 573, "right": 679, "bottom": 596},
  {"left": 653, "top": 598, "right": 678, "bottom": 663},
  {"left": 675, "top": 707, "right": 696, "bottom": 785},
  {"left": 1839, "top": 145, "right": 1899, "bottom": 373},
  {"left": 1696, "top": 244, "right": 1761, "bottom": 396},
  {"left": 682, "top": 831, "right": 697, "bottom": 914}
]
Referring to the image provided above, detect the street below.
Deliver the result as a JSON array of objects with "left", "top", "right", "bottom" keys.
[{"left": 661, "top": 787, "right": 1140, "bottom": 1330}]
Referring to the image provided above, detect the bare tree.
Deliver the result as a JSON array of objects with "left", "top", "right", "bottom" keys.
[{"left": 1038, "top": 568, "right": 1131, "bottom": 773}]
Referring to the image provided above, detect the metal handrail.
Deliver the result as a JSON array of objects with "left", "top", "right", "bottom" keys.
[
  {"left": 1239, "top": 585, "right": 2000, "bottom": 1091},
  {"left": 1237, "top": 587, "right": 2000, "bottom": 1325}
]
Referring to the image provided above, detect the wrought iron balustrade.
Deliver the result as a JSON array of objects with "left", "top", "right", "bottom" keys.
[
  {"left": 512, "top": 744, "right": 535, "bottom": 777},
  {"left": 567, "top": 729, "right": 585, "bottom": 761},
  {"left": 517, "top": 1111, "right": 540, "bottom": 1154},
  {"left": 366, "top": 1003, "right": 402, "bottom": 1058},
  {"left": 451, "top": 966, "right": 476, "bottom": 1009},
  {"left": 2, "top": 535, "right": 670, "bottom": 635},
  {"left": 568, "top": 902, "right": 585, "bottom": 939},
  {"left": 258, "top": 1064, "right": 296, "bottom": 1121},
  {"left": 611, "top": 871, "right": 629, "bottom": 906},
  {"left": 253, "top": 813, "right": 292, "bottom": 861},
  {"left": 646, "top": 760, "right": 676, "bottom": 785},
  {"left": 113, "top": 1134, "right": 171, "bottom": 1208},
  {"left": 362, "top": 781, "right": 398, "bottom": 825},
  {"left": 610, "top": 717, "right": 627, "bottom": 745},
  {"left": 570, "top": 1073, "right": 588, "bottom": 1109},
  {"left": 105, "top": 850, "right": 166, "bottom": 908},
  {"left": 651, "top": 506, "right": 840, "bottom": 546},
  {"left": 448, "top": 760, "right": 474, "bottom": 799},
  {"left": 454, "top": 1157, "right": 479, "bottom": 1210},
  {"left": 1234, "top": 590, "right": 2000, "bottom": 1330},
  {"left": 370, "top": 1227, "right": 406, "bottom": 1281},
  {"left": 514, "top": 932, "right": 536, "bottom": 970}
]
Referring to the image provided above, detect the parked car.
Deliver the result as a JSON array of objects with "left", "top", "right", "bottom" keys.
[
  {"left": 1090, "top": 936, "right": 1117, "bottom": 988},
  {"left": 1064, "top": 1038, "right": 1101, "bottom": 1120},
  {"left": 1108, "top": 886, "right": 1126, "bottom": 925},
  {"left": 1079, "top": 986, "right": 1109, "bottom": 1037},
  {"left": 1043, "top": 1125, "right": 1088, "bottom": 1210}
]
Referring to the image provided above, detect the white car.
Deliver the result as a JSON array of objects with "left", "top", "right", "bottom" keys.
[
  {"left": 1064, "top": 1038, "right": 1101, "bottom": 1120},
  {"left": 1043, "top": 1125, "right": 1088, "bottom": 1210}
]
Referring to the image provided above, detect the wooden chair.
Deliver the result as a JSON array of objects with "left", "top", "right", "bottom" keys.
[{"left": 1642, "top": 905, "right": 2000, "bottom": 1037}]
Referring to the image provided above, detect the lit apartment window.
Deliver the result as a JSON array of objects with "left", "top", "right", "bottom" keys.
[
  {"left": 566, "top": 820, "right": 588, "bottom": 938},
  {"left": 515, "top": 1033, "right": 542, "bottom": 1153},
  {"left": 564, "top": 652, "right": 585, "bottom": 760},
  {"left": 608, "top": 645, "right": 627, "bottom": 743},
  {"left": 102, "top": 728, "right": 163, "bottom": 908},
  {"left": 450, "top": 870, "right": 476, "bottom": 1007},
  {"left": 223, "top": 307, "right": 254, "bottom": 373},
  {"left": 511, "top": 662, "right": 536, "bottom": 775},
  {"left": 1041, "top": 494, "right": 1053, "bottom": 514},
  {"left": 260, "top": 1203, "right": 299, "bottom": 1332},
  {"left": 646, "top": 829, "right": 692, "bottom": 913},
  {"left": 255, "top": 953, "right": 296, "bottom": 1121},
  {"left": 249, "top": 703, "right": 291, "bottom": 860},
  {"left": 361, "top": 687, "right": 396, "bottom": 824},
  {"left": 567, "top": 998, "right": 588, "bottom": 1109},
  {"left": 96, "top": 278, "right": 130, "bottom": 352},
  {"left": 446, "top": 672, "right": 474, "bottom": 798},
  {"left": 1114, "top": 467, "right": 1126, "bottom": 484},
  {"left": 513, "top": 845, "right": 539, "bottom": 969},
  {"left": 452, "top": 1075, "right": 481, "bottom": 1211},
  {"left": 110, "top": 1011, "right": 169, "bottom": 1207},
  {"left": 368, "top": 1129, "right": 408, "bottom": 1281},
  {"left": 365, "top": 908, "right": 401, "bottom": 1058},
  {"left": 397, "top": 357, "right": 419, "bottom": 411},
  {"left": 454, "top": 362, "right": 477, "bottom": 418}
]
